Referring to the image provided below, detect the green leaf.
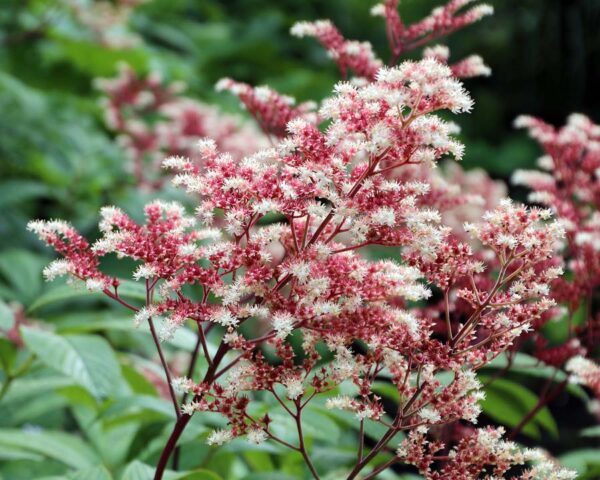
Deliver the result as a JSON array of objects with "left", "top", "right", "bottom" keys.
[
  {"left": 100, "top": 395, "right": 176, "bottom": 423},
  {"left": 175, "top": 470, "right": 223, "bottom": 480},
  {"left": 0, "top": 180, "right": 50, "bottom": 208},
  {"left": 69, "top": 465, "right": 113, "bottom": 480},
  {"left": 56, "top": 385, "right": 100, "bottom": 410},
  {"left": 0, "top": 249, "right": 46, "bottom": 304},
  {"left": 2, "top": 393, "right": 70, "bottom": 427},
  {"left": 299, "top": 408, "right": 341, "bottom": 443},
  {"left": 121, "top": 363, "right": 159, "bottom": 396},
  {"left": 119, "top": 460, "right": 156, "bottom": 480},
  {"left": 0, "top": 338, "right": 17, "bottom": 374},
  {"left": 241, "top": 475, "right": 297, "bottom": 480},
  {"left": 480, "top": 377, "right": 558, "bottom": 440},
  {"left": 27, "top": 280, "right": 148, "bottom": 313},
  {"left": 0, "top": 375, "right": 75, "bottom": 404},
  {"left": 27, "top": 284, "right": 104, "bottom": 313},
  {"left": 243, "top": 450, "right": 274, "bottom": 472},
  {"left": 0, "top": 429, "right": 99, "bottom": 469},
  {"left": 581, "top": 426, "right": 600, "bottom": 437},
  {"left": 21, "top": 327, "right": 122, "bottom": 399},
  {"left": 371, "top": 381, "right": 400, "bottom": 403},
  {"left": 47, "top": 36, "right": 149, "bottom": 77},
  {"left": 0, "top": 299, "right": 15, "bottom": 330},
  {"left": 559, "top": 449, "right": 600, "bottom": 474},
  {"left": 483, "top": 352, "right": 588, "bottom": 400},
  {"left": 120, "top": 461, "right": 191, "bottom": 480},
  {"left": 0, "top": 445, "right": 44, "bottom": 462},
  {"left": 51, "top": 311, "right": 133, "bottom": 334}
]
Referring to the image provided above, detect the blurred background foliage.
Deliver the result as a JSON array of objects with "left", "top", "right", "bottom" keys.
[
  {"left": 1, "top": 1, "right": 600, "bottom": 479},
  {"left": 1, "top": 0, "right": 600, "bottom": 252}
]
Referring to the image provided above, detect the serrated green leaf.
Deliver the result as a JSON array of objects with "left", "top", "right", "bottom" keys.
[
  {"left": 69, "top": 465, "right": 113, "bottom": 480},
  {"left": 300, "top": 408, "right": 341, "bottom": 443},
  {"left": 0, "top": 429, "right": 99, "bottom": 469},
  {"left": 241, "top": 475, "right": 297, "bottom": 480},
  {"left": 121, "top": 363, "right": 159, "bottom": 396},
  {"left": 243, "top": 450, "right": 274, "bottom": 472},
  {"left": 3, "top": 394, "right": 69, "bottom": 427},
  {"left": 21, "top": 327, "right": 122, "bottom": 399}
]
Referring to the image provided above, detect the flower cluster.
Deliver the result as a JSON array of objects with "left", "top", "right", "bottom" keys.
[
  {"left": 291, "top": 0, "right": 492, "bottom": 81},
  {"left": 27, "top": 219, "right": 112, "bottom": 292},
  {"left": 65, "top": 0, "right": 145, "bottom": 48},
  {"left": 218, "top": 0, "right": 500, "bottom": 244},
  {"left": 397, "top": 427, "right": 576, "bottom": 480},
  {"left": 566, "top": 356, "right": 600, "bottom": 406},
  {"left": 215, "top": 78, "right": 317, "bottom": 138},
  {"left": 512, "top": 115, "right": 600, "bottom": 379},
  {"left": 30, "top": 51, "right": 574, "bottom": 479},
  {"left": 291, "top": 20, "right": 384, "bottom": 81},
  {"left": 96, "top": 64, "right": 267, "bottom": 188},
  {"left": 513, "top": 114, "right": 600, "bottom": 309}
]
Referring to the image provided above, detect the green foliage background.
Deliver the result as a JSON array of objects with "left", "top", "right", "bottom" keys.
[{"left": 0, "top": 1, "right": 599, "bottom": 479}]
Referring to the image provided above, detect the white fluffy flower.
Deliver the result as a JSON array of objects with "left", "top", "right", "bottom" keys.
[
  {"left": 210, "top": 308, "right": 239, "bottom": 327},
  {"left": 282, "top": 375, "right": 304, "bottom": 400},
  {"left": 272, "top": 312, "right": 296, "bottom": 340},
  {"left": 247, "top": 427, "right": 268, "bottom": 445},
  {"left": 171, "top": 377, "right": 193, "bottom": 394},
  {"left": 207, "top": 429, "right": 233, "bottom": 446},
  {"left": 133, "top": 264, "right": 158, "bottom": 281},
  {"left": 85, "top": 278, "right": 106, "bottom": 292},
  {"left": 42, "top": 259, "right": 71, "bottom": 281}
]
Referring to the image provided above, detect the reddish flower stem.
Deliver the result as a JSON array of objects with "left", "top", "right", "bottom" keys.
[
  {"left": 153, "top": 342, "right": 229, "bottom": 480},
  {"left": 294, "top": 400, "right": 321, "bottom": 480}
]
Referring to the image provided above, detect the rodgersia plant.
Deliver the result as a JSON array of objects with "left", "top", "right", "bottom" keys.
[
  {"left": 28, "top": 1, "right": 579, "bottom": 479},
  {"left": 29, "top": 62, "right": 573, "bottom": 480}
]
